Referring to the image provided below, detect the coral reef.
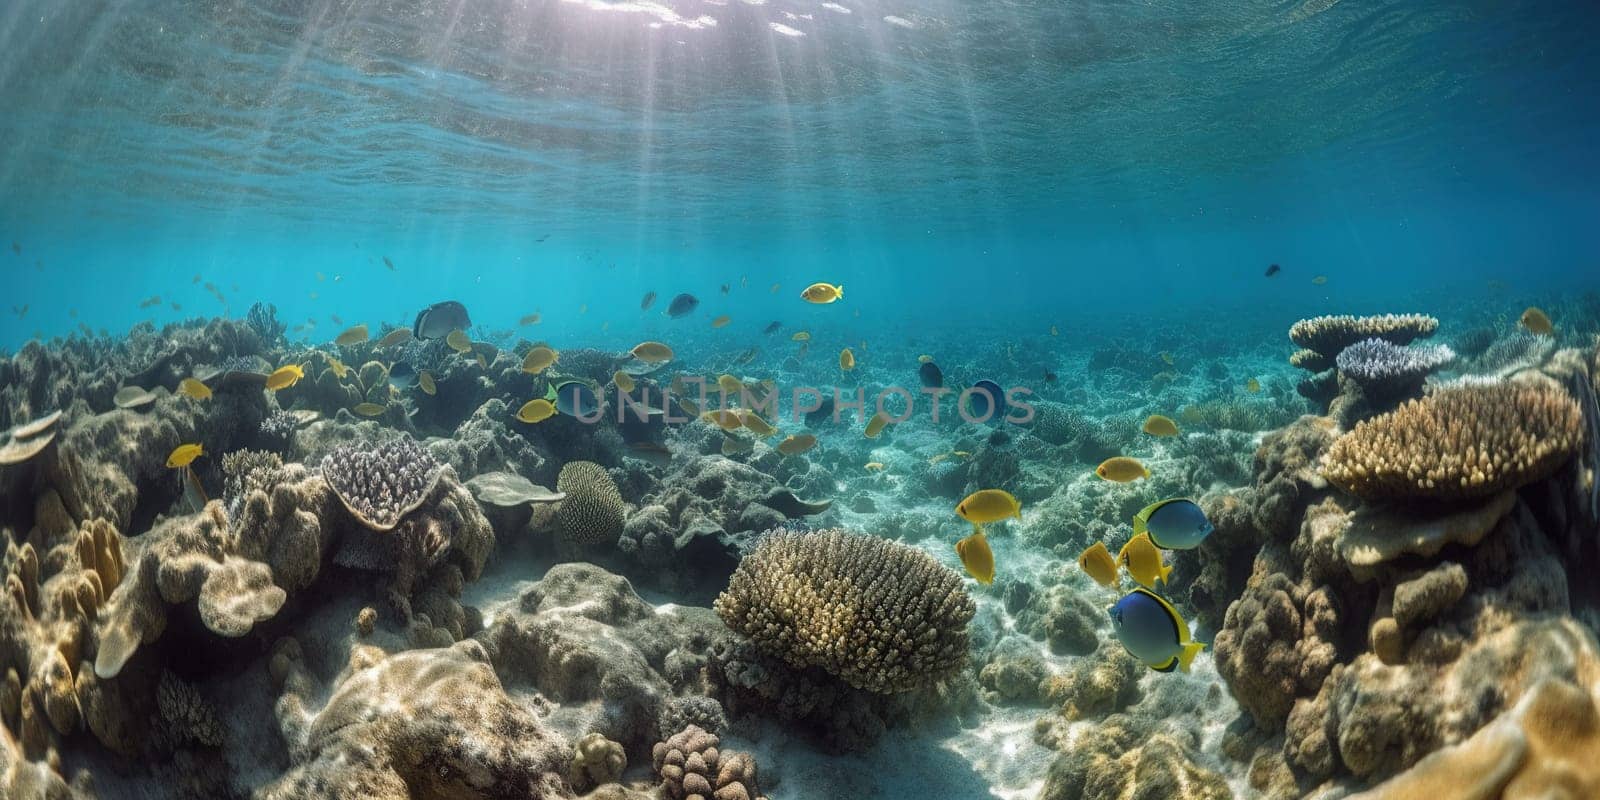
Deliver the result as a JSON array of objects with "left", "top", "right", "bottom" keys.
[
  {"left": 1332, "top": 338, "right": 1456, "bottom": 424},
  {"left": 321, "top": 435, "right": 445, "bottom": 531},
  {"left": 1289, "top": 314, "right": 1439, "bottom": 357},
  {"left": 555, "top": 461, "right": 626, "bottom": 548},
  {"left": 652, "top": 725, "right": 767, "bottom": 800}
]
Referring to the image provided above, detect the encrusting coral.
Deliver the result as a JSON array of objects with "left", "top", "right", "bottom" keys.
[
  {"left": 1322, "top": 382, "right": 1583, "bottom": 501},
  {"left": 713, "top": 528, "right": 975, "bottom": 694}
]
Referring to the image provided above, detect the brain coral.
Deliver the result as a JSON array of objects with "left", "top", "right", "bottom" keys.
[
  {"left": 555, "top": 461, "right": 626, "bottom": 546},
  {"left": 1322, "top": 383, "right": 1582, "bottom": 501},
  {"left": 1290, "top": 314, "right": 1439, "bottom": 357},
  {"left": 713, "top": 529, "right": 975, "bottom": 694}
]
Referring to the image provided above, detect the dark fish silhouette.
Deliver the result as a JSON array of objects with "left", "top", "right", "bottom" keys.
[
  {"left": 9, "top": 242, "right": 18, "bottom": 255},
  {"left": 383, "top": 256, "right": 396, "bottom": 270},
  {"left": 805, "top": 395, "right": 836, "bottom": 428},
  {"left": 1265, "top": 264, "right": 1281, "bottom": 277},
  {"left": 720, "top": 284, "right": 730, "bottom": 294},
  {"left": 763, "top": 321, "right": 782, "bottom": 334},
  {"left": 536, "top": 234, "right": 550, "bottom": 242},
  {"left": 413, "top": 300, "right": 471, "bottom": 339},
  {"left": 641, "top": 291, "right": 657, "bottom": 310},
  {"left": 666, "top": 293, "right": 699, "bottom": 318},
  {"left": 919, "top": 361, "right": 943, "bottom": 389},
  {"left": 1043, "top": 370, "right": 1057, "bottom": 383}
]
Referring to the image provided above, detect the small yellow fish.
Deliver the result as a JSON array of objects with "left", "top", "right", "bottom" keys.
[
  {"left": 1245, "top": 377, "right": 1261, "bottom": 394},
  {"left": 1078, "top": 541, "right": 1119, "bottom": 588},
  {"left": 791, "top": 331, "right": 811, "bottom": 342},
  {"left": 475, "top": 352, "right": 488, "bottom": 370},
  {"left": 613, "top": 371, "right": 636, "bottom": 393},
  {"left": 956, "top": 530, "right": 995, "bottom": 585},
  {"left": 353, "top": 402, "right": 386, "bottom": 417},
  {"left": 717, "top": 374, "right": 742, "bottom": 396},
  {"left": 1142, "top": 414, "right": 1179, "bottom": 437},
  {"left": 1312, "top": 275, "right": 1328, "bottom": 286},
  {"left": 800, "top": 282, "right": 843, "bottom": 304},
  {"left": 308, "top": 291, "right": 319, "bottom": 300},
  {"left": 446, "top": 330, "right": 472, "bottom": 354},
  {"left": 864, "top": 411, "right": 891, "bottom": 439},
  {"left": 315, "top": 271, "right": 325, "bottom": 282},
  {"left": 839, "top": 348, "right": 855, "bottom": 371},
  {"left": 325, "top": 356, "right": 350, "bottom": 380},
  {"left": 265, "top": 364, "right": 306, "bottom": 392},
  {"left": 701, "top": 410, "right": 743, "bottom": 432},
  {"left": 776, "top": 434, "right": 817, "bottom": 455},
  {"left": 865, "top": 462, "right": 885, "bottom": 471},
  {"left": 631, "top": 341, "right": 675, "bottom": 363},
  {"left": 520, "top": 313, "right": 542, "bottom": 326},
  {"left": 1050, "top": 325, "right": 1059, "bottom": 336},
  {"left": 602, "top": 321, "right": 610, "bottom": 331},
  {"left": 522, "top": 345, "right": 559, "bottom": 375},
  {"left": 738, "top": 409, "right": 777, "bottom": 437},
  {"left": 1117, "top": 532, "right": 1171, "bottom": 589},
  {"left": 419, "top": 370, "right": 437, "bottom": 395},
  {"left": 918, "top": 354, "right": 933, "bottom": 363},
  {"left": 177, "top": 378, "right": 212, "bottom": 400},
  {"left": 1160, "top": 351, "right": 1175, "bottom": 366},
  {"left": 1096, "top": 456, "right": 1150, "bottom": 482},
  {"left": 721, "top": 436, "right": 754, "bottom": 456},
  {"left": 1521, "top": 306, "right": 1554, "bottom": 336},
  {"left": 951, "top": 450, "right": 971, "bottom": 459},
  {"left": 376, "top": 328, "right": 412, "bottom": 348},
  {"left": 166, "top": 443, "right": 204, "bottom": 469},
  {"left": 956, "top": 489, "right": 1021, "bottom": 527},
  {"left": 711, "top": 315, "right": 732, "bottom": 328},
  {"left": 515, "top": 398, "right": 557, "bottom": 424},
  {"left": 769, "top": 283, "right": 781, "bottom": 294},
  {"left": 929, "top": 453, "right": 950, "bottom": 465},
  {"left": 334, "top": 324, "right": 369, "bottom": 346},
  {"left": 331, "top": 315, "right": 344, "bottom": 326}
]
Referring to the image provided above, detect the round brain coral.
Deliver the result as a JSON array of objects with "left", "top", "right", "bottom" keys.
[
  {"left": 555, "top": 461, "right": 625, "bottom": 546},
  {"left": 1289, "top": 314, "right": 1439, "bottom": 357},
  {"left": 1322, "top": 382, "right": 1582, "bottom": 501},
  {"left": 713, "top": 529, "right": 976, "bottom": 694}
]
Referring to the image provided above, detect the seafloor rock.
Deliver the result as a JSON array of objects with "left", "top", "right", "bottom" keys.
[
  {"left": 1035, "top": 714, "right": 1232, "bottom": 800},
  {"left": 1039, "top": 643, "right": 1142, "bottom": 720},
  {"left": 264, "top": 637, "right": 571, "bottom": 799},
  {"left": 568, "top": 732, "right": 627, "bottom": 793}
]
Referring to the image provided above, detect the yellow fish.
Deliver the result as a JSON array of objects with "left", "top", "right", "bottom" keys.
[
  {"left": 1050, "top": 325, "right": 1058, "bottom": 336},
  {"left": 956, "top": 489, "right": 1021, "bottom": 528},
  {"left": 864, "top": 411, "right": 891, "bottom": 439},
  {"left": 701, "top": 410, "right": 743, "bottom": 432},
  {"left": 717, "top": 374, "right": 742, "bottom": 396},
  {"left": 265, "top": 364, "right": 305, "bottom": 392},
  {"left": 956, "top": 530, "right": 995, "bottom": 585},
  {"left": 1077, "top": 541, "right": 1119, "bottom": 588},
  {"left": 1142, "top": 414, "right": 1179, "bottom": 437},
  {"left": 446, "top": 330, "right": 472, "bottom": 354},
  {"left": 1245, "top": 377, "right": 1261, "bottom": 394},
  {"left": 1117, "top": 532, "right": 1172, "bottom": 589},
  {"left": 613, "top": 371, "right": 636, "bottom": 393},
  {"left": 951, "top": 450, "right": 971, "bottom": 459},
  {"left": 721, "top": 436, "right": 754, "bottom": 456},
  {"left": 918, "top": 354, "right": 933, "bottom": 363},
  {"left": 419, "top": 370, "right": 437, "bottom": 396},
  {"left": 776, "top": 434, "right": 817, "bottom": 455},
  {"left": 1521, "top": 306, "right": 1554, "bottom": 336},
  {"left": 738, "top": 409, "right": 777, "bottom": 437},
  {"left": 631, "top": 341, "right": 675, "bottom": 363},
  {"left": 791, "top": 331, "right": 811, "bottom": 342},
  {"left": 520, "top": 313, "right": 542, "bottom": 326},
  {"left": 353, "top": 402, "right": 386, "bottom": 417},
  {"left": 769, "top": 283, "right": 781, "bottom": 294},
  {"left": 1096, "top": 456, "right": 1150, "bottom": 482},
  {"left": 325, "top": 356, "right": 351, "bottom": 380},
  {"left": 475, "top": 353, "right": 488, "bottom": 370},
  {"left": 515, "top": 398, "right": 557, "bottom": 424},
  {"left": 1160, "top": 351, "right": 1175, "bottom": 366},
  {"left": 865, "top": 462, "right": 885, "bottom": 471},
  {"left": 711, "top": 315, "right": 732, "bottom": 328},
  {"left": 522, "top": 345, "right": 559, "bottom": 375},
  {"left": 839, "top": 348, "right": 855, "bottom": 371},
  {"left": 177, "top": 378, "right": 212, "bottom": 400},
  {"left": 166, "top": 443, "right": 204, "bottom": 468},
  {"left": 800, "top": 282, "right": 843, "bottom": 304},
  {"left": 334, "top": 324, "right": 369, "bottom": 346},
  {"left": 1312, "top": 275, "right": 1328, "bottom": 286},
  {"left": 315, "top": 271, "right": 325, "bottom": 282},
  {"left": 376, "top": 328, "right": 412, "bottom": 348}
]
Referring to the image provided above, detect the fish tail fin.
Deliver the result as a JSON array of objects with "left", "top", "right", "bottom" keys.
[
  {"left": 836, "top": 285, "right": 843, "bottom": 298},
  {"left": 1178, "top": 642, "right": 1206, "bottom": 673},
  {"left": 1160, "top": 561, "right": 1173, "bottom": 586}
]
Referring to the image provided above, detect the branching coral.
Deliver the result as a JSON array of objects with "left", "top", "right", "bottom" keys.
[
  {"left": 1322, "top": 383, "right": 1582, "bottom": 501},
  {"left": 713, "top": 529, "right": 974, "bottom": 694}
]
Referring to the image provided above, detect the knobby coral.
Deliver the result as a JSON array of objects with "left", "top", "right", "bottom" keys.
[
  {"left": 714, "top": 529, "right": 975, "bottom": 694},
  {"left": 652, "top": 724, "right": 767, "bottom": 800},
  {"left": 321, "top": 435, "right": 443, "bottom": 531},
  {"left": 1322, "top": 382, "right": 1582, "bottom": 501}
]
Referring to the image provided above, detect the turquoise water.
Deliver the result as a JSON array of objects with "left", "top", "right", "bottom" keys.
[{"left": 3, "top": 0, "right": 1599, "bottom": 347}]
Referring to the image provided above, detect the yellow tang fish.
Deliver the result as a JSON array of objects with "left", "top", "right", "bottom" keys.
[
  {"left": 800, "top": 282, "right": 843, "bottom": 304},
  {"left": 1050, "top": 325, "right": 1059, "bottom": 336},
  {"left": 1520, "top": 306, "right": 1553, "bottom": 336},
  {"left": 1311, "top": 275, "right": 1328, "bottom": 286},
  {"left": 579, "top": 303, "right": 588, "bottom": 314},
  {"left": 419, "top": 370, "right": 437, "bottom": 396},
  {"left": 864, "top": 411, "right": 891, "bottom": 439},
  {"left": 631, "top": 341, "right": 675, "bottom": 363},
  {"left": 265, "top": 364, "right": 306, "bottom": 392},
  {"left": 1078, "top": 541, "right": 1119, "bottom": 588},
  {"left": 325, "top": 356, "right": 351, "bottom": 380},
  {"left": 717, "top": 374, "right": 742, "bottom": 396},
  {"left": 956, "top": 530, "right": 995, "bottom": 585},
  {"left": 166, "top": 443, "right": 204, "bottom": 468},
  {"left": 918, "top": 354, "right": 933, "bottom": 363},
  {"left": 738, "top": 409, "right": 777, "bottom": 437},
  {"left": 776, "top": 434, "right": 816, "bottom": 455},
  {"left": 521, "top": 345, "right": 558, "bottom": 375},
  {"left": 701, "top": 410, "right": 742, "bottom": 432},
  {"left": 1096, "top": 456, "right": 1150, "bottom": 482},
  {"left": 613, "top": 371, "right": 636, "bottom": 393},
  {"left": 1160, "top": 351, "right": 1175, "bottom": 366},
  {"left": 956, "top": 489, "right": 1021, "bottom": 527},
  {"left": 445, "top": 330, "right": 472, "bottom": 354},
  {"left": 515, "top": 398, "right": 557, "bottom": 424},
  {"left": 353, "top": 402, "right": 386, "bottom": 417},
  {"left": 711, "top": 315, "right": 731, "bottom": 328},
  {"left": 865, "top": 462, "right": 885, "bottom": 471},
  {"left": 1245, "top": 377, "right": 1261, "bottom": 394},
  {"left": 839, "top": 348, "right": 855, "bottom": 371},
  {"left": 791, "top": 331, "right": 811, "bottom": 342},
  {"left": 334, "top": 324, "right": 368, "bottom": 346},
  {"left": 376, "top": 328, "right": 412, "bottom": 348},
  {"left": 519, "top": 313, "right": 542, "bottom": 326},
  {"left": 1142, "top": 414, "right": 1179, "bottom": 437},
  {"left": 1117, "top": 532, "right": 1172, "bottom": 589},
  {"left": 177, "top": 378, "right": 212, "bottom": 400}
]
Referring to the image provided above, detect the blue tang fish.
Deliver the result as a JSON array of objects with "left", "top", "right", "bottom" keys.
[
  {"left": 545, "top": 380, "right": 601, "bottom": 418},
  {"left": 1133, "top": 498, "right": 1215, "bottom": 550},
  {"left": 962, "top": 379, "right": 1007, "bottom": 421},
  {"left": 1109, "top": 587, "right": 1205, "bottom": 673}
]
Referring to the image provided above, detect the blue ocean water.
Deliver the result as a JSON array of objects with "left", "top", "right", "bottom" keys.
[{"left": 2, "top": 0, "right": 1599, "bottom": 349}]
